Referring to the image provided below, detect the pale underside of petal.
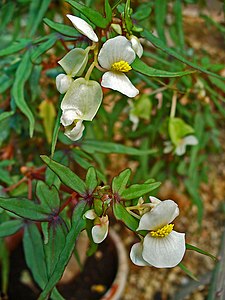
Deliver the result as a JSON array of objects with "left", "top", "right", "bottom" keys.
[
  {"left": 130, "top": 36, "right": 143, "bottom": 58},
  {"left": 64, "top": 120, "right": 85, "bottom": 141},
  {"left": 92, "top": 219, "right": 109, "bottom": 244},
  {"left": 98, "top": 36, "right": 136, "bottom": 69},
  {"left": 130, "top": 242, "right": 150, "bottom": 266},
  {"left": 67, "top": 14, "right": 98, "bottom": 42},
  {"left": 84, "top": 209, "right": 97, "bottom": 220},
  {"left": 183, "top": 135, "right": 198, "bottom": 146},
  {"left": 101, "top": 71, "right": 139, "bottom": 98},
  {"left": 137, "top": 200, "right": 179, "bottom": 231},
  {"left": 142, "top": 231, "right": 186, "bottom": 268},
  {"left": 175, "top": 143, "right": 186, "bottom": 156}
]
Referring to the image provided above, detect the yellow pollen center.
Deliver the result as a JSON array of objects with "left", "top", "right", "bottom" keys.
[
  {"left": 111, "top": 60, "right": 132, "bottom": 72},
  {"left": 150, "top": 224, "right": 174, "bottom": 238}
]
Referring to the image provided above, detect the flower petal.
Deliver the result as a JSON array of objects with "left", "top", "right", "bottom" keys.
[
  {"left": 56, "top": 74, "right": 73, "bottom": 94},
  {"left": 60, "top": 108, "right": 83, "bottom": 126},
  {"left": 92, "top": 216, "right": 109, "bottom": 243},
  {"left": 67, "top": 14, "right": 98, "bottom": 42},
  {"left": 101, "top": 71, "right": 139, "bottom": 98},
  {"left": 84, "top": 209, "right": 97, "bottom": 220},
  {"left": 98, "top": 36, "right": 136, "bottom": 69},
  {"left": 64, "top": 120, "right": 85, "bottom": 141},
  {"left": 137, "top": 200, "right": 179, "bottom": 231},
  {"left": 183, "top": 135, "right": 198, "bottom": 146},
  {"left": 130, "top": 242, "right": 150, "bottom": 266},
  {"left": 129, "top": 36, "right": 143, "bottom": 58},
  {"left": 142, "top": 231, "right": 186, "bottom": 268}
]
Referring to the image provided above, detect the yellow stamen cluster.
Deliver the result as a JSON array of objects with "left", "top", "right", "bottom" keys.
[
  {"left": 150, "top": 224, "right": 174, "bottom": 238},
  {"left": 111, "top": 60, "right": 132, "bottom": 72}
]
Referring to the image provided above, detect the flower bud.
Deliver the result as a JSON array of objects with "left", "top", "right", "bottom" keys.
[{"left": 56, "top": 74, "right": 73, "bottom": 94}]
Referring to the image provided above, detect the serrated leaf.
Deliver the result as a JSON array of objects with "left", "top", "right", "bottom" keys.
[
  {"left": 38, "top": 201, "right": 87, "bottom": 300},
  {"left": 113, "top": 203, "right": 139, "bottom": 231},
  {"left": 81, "top": 140, "right": 156, "bottom": 155},
  {"left": 141, "top": 30, "right": 225, "bottom": 80},
  {"left": 85, "top": 167, "right": 98, "bottom": 193},
  {"left": 43, "top": 18, "right": 79, "bottom": 36},
  {"left": 112, "top": 169, "right": 131, "bottom": 195},
  {"left": 66, "top": 0, "right": 109, "bottom": 28},
  {"left": 186, "top": 243, "right": 217, "bottom": 261},
  {"left": 12, "top": 51, "right": 35, "bottom": 137},
  {"left": 121, "top": 182, "right": 161, "bottom": 200},
  {"left": 0, "top": 197, "right": 50, "bottom": 221},
  {"left": 36, "top": 181, "right": 60, "bottom": 212},
  {"left": 0, "top": 220, "right": 24, "bottom": 238},
  {"left": 132, "top": 57, "right": 195, "bottom": 77},
  {"left": 39, "top": 99, "right": 56, "bottom": 144},
  {"left": 0, "top": 39, "right": 32, "bottom": 57}
]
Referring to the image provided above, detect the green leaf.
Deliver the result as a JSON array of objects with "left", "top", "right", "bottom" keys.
[
  {"left": 81, "top": 140, "right": 156, "bottom": 155},
  {"left": 141, "top": 30, "right": 225, "bottom": 80},
  {"left": 105, "top": 0, "right": 112, "bottom": 23},
  {"left": 0, "top": 39, "right": 32, "bottom": 57},
  {"left": 39, "top": 99, "right": 56, "bottom": 144},
  {"left": 0, "top": 220, "right": 24, "bottom": 238},
  {"left": 186, "top": 243, "right": 217, "bottom": 261},
  {"left": 51, "top": 102, "right": 62, "bottom": 158},
  {"left": 169, "top": 117, "right": 194, "bottom": 146},
  {"left": 155, "top": 0, "right": 167, "bottom": 43},
  {"left": 0, "top": 240, "right": 9, "bottom": 294},
  {"left": 124, "top": 0, "right": 133, "bottom": 34},
  {"left": 66, "top": 0, "right": 109, "bottom": 28},
  {"left": 179, "top": 263, "right": 198, "bottom": 281},
  {"left": 121, "top": 182, "right": 161, "bottom": 200},
  {"left": 85, "top": 167, "right": 98, "bottom": 193},
  {"left": 38, "top": 201, "right": 87, "bottom": 300},
  {"left": 36, "top": 181, "right": 60, "bottom": 212},
  {"left": 43, "top": 18, "right": 79, "bottom": 36},
  {"left": 41, "top": 155, "right": 86, "bottom": 195},
  {"left": 0, "top": 197, "right": 50, "bottom": 221},
  {"left": 132, "top": 57, "right": 195, "bottom": 77},
  {"left": 31, "top": 34, "right": 57, "bottom": 62},
  {"left": 112, "top": 169, "right": 131, "bottom": 195},
  {"left": 132, "top": 2, "right": 152, "bottom": 21},
  {"left": 0, "top": 74, "right": 13, "bottom": 93},
  {"left": 113, "top": 203, "right": 139, "bottom": 231},
  {"left": 12, "top": 51, "right": 35, "bottom": 137}
]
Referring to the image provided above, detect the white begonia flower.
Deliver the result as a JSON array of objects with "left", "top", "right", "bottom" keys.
[
  {"left": 98, "top": 36, "right": 139, "bottom": 98},
  {"left": 84, "top": 209, "right": 109, "bottom": 244},
  {"left": 164, "top": 135, "right": 198, "bottom": 156},
  {"left": 130, "top": 198, "right": 185, "bottom": 268},
  {"left": 64, "top": 120, "right": 85, "bottom": 141},
  {"left": 129, "top": 35, "right": 143, "bottom": 58},
  {"left": 67, "top": 14, "right": 98, "bottom": 42},
  {"left": 56, "top": 74, "right": 73, "bottom": 94}
]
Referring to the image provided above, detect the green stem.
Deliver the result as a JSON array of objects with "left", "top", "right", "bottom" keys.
[{"left": 170, "top": 91, "right": 177, "bottom": 118}]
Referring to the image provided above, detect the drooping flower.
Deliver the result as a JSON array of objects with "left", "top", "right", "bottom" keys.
[
  {"left": 60, "top": 77, "right": 103, "bottom": 140},
  {"left": 164, "top": 135, "right": 198, "bottom": 156},
  {"left": 84, "top": 209, "right": 109, "bottom": 243},
  {"left": 67, "top": 14, "right": 98, "bottom": 42},
  {"left": 56, "top": 74, "right": 73, "bottom": 94},
  {"left": 130, "top": 198, "right": 185, "bottom": 268},
  {"left": 98, "top": 36, "right": 139, "bottom": 98},
  {"left": 129, "top": 35, "right": 143, "bottom": 58}
]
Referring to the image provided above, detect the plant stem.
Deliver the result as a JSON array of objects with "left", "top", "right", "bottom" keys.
[{"left": 170, "top": 91, "right": 177, "bottom": 118}]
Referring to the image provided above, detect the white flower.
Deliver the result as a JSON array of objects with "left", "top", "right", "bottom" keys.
[
  {"left": 129, "top": 35, "right": 143, "bottom": 58},
  {"left": 84, "top": 209, "right": 109, "bottom": 243},
  {"left": 67, "top": 14, "right": 98, "bottom": 42},
  {"left": 64, "top": 120, "right": 85, "bottom": 141},
  {"left": 130, "top": 198, "right": 185, "bottom": 268},
  {"left": 98, "top": 36, "right": 139, "bottom": 98},
  {"left": 56, "top": 74, "right": 73, "bottom": 94},
  {"left": 164, "top": 135, "right": 198, "bottom": 156}
]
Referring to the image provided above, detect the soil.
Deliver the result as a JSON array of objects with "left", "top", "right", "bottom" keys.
[{"left": 0, "top": 236, "right": 117, "bottom": 300}]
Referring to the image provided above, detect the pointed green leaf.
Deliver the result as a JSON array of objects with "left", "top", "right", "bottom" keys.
[
  {"left": 179, "top": 263, "right": 198, "bottom": 281},
  {"left": 31, "top": 34, "right": 57, "bottom": 62},
  {"left": 0, "top": 111, "right": 14, "bottom": 123},
  {"left": 132, "top": 57, "right": 195, "bottom": 77},
  {"left": 43, "top": 18, "right": 79, "bottom": 36},
  {"left": 0, "top": 220, "right": 24, "bottom": 238},
  {"left": 36, "top": 181, "right": 60, "bottom": 212},
  {"left": 113, "top": 203, "right": 139, "bottom": 231},
  {"left": 85, "top": 167, "right": 98, "bottom": 193},
  {"left": 121, "top": 182, "right": 161, "bottom": 200},
  {"left": 186, "top": 243, "right": 217, "bottom": 261},
  {"left": 0, "top": 39, "right": 32, "bottom": 57},
  {"left": 105, "top": 0, "right": 112, "bottom": 23},
  {"left": 112, "top": 169, "right": 131, "bottom": 195},
  {"left": 41, "top": 155, "right": 86, "bottom": 195}
]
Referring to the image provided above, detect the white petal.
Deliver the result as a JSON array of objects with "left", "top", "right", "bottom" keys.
[
  {"left": 64, "top": 120, "right": 85, "bottom": 141},
  {"left": 149, "top": 196, "right": 161, "bottom": 206},
  {"left": 175, "top": 143, "right": 186, "bottom": 156},
  {"left": 92, "top": 217, "right": 109, "bottom": 244},
  {"left": 142, "top": 231, "right": 186, "bottom": 268},
  {"left": 61, "top": 78, "right": 103, "bottom": 121},
  {"left": 56, "top": 74, "right": 73, "bottom": 94},
  {"left": 163, "top": 141, "right": 173, "bottom": 154},
  {"left": 84, "top": 209, "right": 97, "bottom": 220},
  {"left": 98, "top": 36, "right": 136, "bottom": 69},
  {"left": 130, "top": 36, "right": 143, "bottom": 58},
  {"left": 67, "top": 15, "right": 98, "bottom": 42},
  {"left": 137, "top": 200, "right": 179, "bottom": 231},
  {"left": 101, "top": 71, "right": 139, "bottom": 98},
  {"left": 183, "top": 135, "right": 198, "bottom": 146},
  {"left": 130, "top": 242, "right": 150, "bottom": 266}
]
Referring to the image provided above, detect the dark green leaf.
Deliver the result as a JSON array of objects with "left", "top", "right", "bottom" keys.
[
  {"left": 132, "top": 2, "right": 152, "bottom": 21},
  {"left": 41, "top": 155, "right": 86, "bottom": 195},
  {"left": 113, "top": 203, "right": 139, "bottom": 231},
  {"left": 0, "top": 39, "right": 32, "bottom": 57},
  {"left": 51, "top": 103, "right": 62, "bottom": 158},
  {"left": 43, "top": 18, "right": 79, "bottom": 36},
  {"left": 31, "top": 34, "right": 58, "bottom": 62},
  {"left": 121, "top": 182, "right": 161, "bottom": 200},
  {"left": 105, "top": 0, "right": 112, "bottom": 23},
  {"left": 141, "top": 30, "right": 225, "bottom": 80},
  {"left": 0, "top": 240, "right": 9, "bottom": 294},
  {"left": 0, "top": 197, "right": 50, "bottom": 221},
  {"left": 186, "top": 243, "right": 217, "bottom": 261},
  {"left": 0, "top": 74, "right": 13, "bottom": 93},
  {"left": 12, "top": 51, "right": 35, "bottom": 137},
  {"left": 85, "top": 167, "right": 98, "bottom": 193},
  {"left": 36, "top": 181, "right": 60, "bottom": 212},
  {"left": 155, "top": 0, "right": 167, "bottom": 43},
  {"left": 132, "top": 57, "right": 195, "bottom": 77},
  {"left": 112, "top": 169, "right": 131, "bottom": 195},
  {"left": 0, "top": 220, "right": 24, "bottom": 238}
]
